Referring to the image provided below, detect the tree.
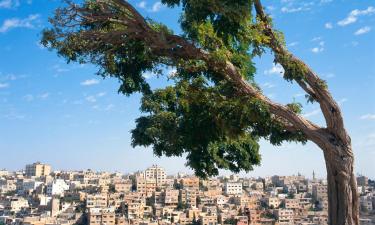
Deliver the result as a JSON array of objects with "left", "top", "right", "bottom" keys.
[{"left": 41, "top": 0, "right": 359, "bottom": 224}]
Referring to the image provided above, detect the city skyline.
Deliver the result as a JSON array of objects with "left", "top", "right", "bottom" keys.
[{"left": 0, "top": 0, "right": 375, "bottom": 178}]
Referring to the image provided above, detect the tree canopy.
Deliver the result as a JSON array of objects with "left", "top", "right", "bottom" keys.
[{"left": 41, "top": 0, "right": 337, "bottom": 178}]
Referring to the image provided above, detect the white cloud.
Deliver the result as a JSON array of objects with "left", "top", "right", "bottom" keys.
[
  {"left": 303, "top": 108, "right": 320, "bottom": 118},
  {"left": 142, "top": 71, "right": 154, "bottom": 80},
  {"left": 81, "top": 79, "right": 99, "bottom": 86},
  {"left": 0, "top": 0, "right": 19, "bottom": 9},
  {"left": 104, "top": 104, "right": 114, "bottom": 111},
  {"left": 311, "top": 47, "right": 323, "bottom": 53},
  {"left": 52, "top": 64, "right": 69, "bottom": 73},
  {"left": 0, "top": 83, "right": 9, "bottom": 88},
  {"left": 311, "top": 36, "right": 322, "bottom": 42},
  {"left": 0, "top": 14, "right": 40, "bottom": 33},
  {"left": 85, "top": 95, "right": 97, "bottom": 103},
  {"left": 288, "top": 42, "right": 299, "bottom": 47},
  {"left": 360, "top": 114, "right": 375, "bottom": 120},
  {"left": 137, "top": 1, "right": 146, "bottom": 9},
  {"left": 262, "top": 82, "right": 276, "bottom": 88},
  {"left": 23, "top": 94, "right": 34, "bottom": 102},
  {"left": 281, "top": 6, "right": 303, "bottom": 13},
  {"left": 354, "top": 26, "right": 371, "bottom": 35},
  {"left": 38, "top": 92, "right": 49, "bottom": 99},
  {"left": 96, "top": 92, "right": 106, "bottom": 97},
  {"left": 325, "top": 22, "right": 333, "bottom": 29},
  {"left": 150, "top": 2, "right": 163, "bottom": 12},
  {"left": 322, "top": 72, "right": 335, "bottom": 78},
  {"left": 337, "top": 98, "right": 348, "bottom": 106},
  {"left": 311, "top": 41, "right": 324, "bottom": 53},
  {"left": 338, "top": 6, "right": 375, "bottom": 26},
  {"left": 264, "top": 64, "right": 284, "bottom": 76}
]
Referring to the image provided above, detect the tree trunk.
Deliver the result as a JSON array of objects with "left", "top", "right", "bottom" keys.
[{"left": 322, "top": 142, "right": 359, "bottom": 225}]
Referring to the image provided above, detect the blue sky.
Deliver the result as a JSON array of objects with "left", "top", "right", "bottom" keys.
[{"left": 0, "top": 0, "right": 374, "bottom": 178}]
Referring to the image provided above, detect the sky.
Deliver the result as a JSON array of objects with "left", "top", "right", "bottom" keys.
[{"left": 0, "top": 0, "right": 374, "bottom": 179}]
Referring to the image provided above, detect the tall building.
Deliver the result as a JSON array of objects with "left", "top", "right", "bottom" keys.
[
  {"left": 25, "top": 162, "right": 51, "bottom": 177},
  {"left": 143, "top": 165, "right": 166, "bottom": 187}
]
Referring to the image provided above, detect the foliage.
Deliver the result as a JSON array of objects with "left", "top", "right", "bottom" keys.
[
  {"left": 223, "top": 218, "right": 237, "bottom": 225},
  {"left": 41, "top": 0, "right": 308, "bottom": 178}
]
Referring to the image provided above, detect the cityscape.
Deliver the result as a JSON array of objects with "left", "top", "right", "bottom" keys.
[
  {"left": 1, "top": 0, "right": 374, "bottom": 224},
  {"left": 0, "top": 162, "right": 374, "bottom": 225}
]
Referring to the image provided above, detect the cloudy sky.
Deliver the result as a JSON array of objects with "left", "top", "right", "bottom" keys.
[{"left": 0, "top": 0, "right": 374, "bottom": 178}]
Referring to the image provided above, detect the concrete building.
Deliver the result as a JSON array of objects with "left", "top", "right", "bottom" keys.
[
  {"left": 199, "top": 215, "right": 217, "bottom": 225},
  {"left": 87, "top": 194, "right": 108, "bottom": 208},
  {"left": 25, "top": 162, "right": 51, "bottom": 177},
  {"left": 275, "top": 209, "right": 294, "bottom": 223},
  {"left": 180, "top": 177, "right": 200, "bottom": 191},
  {"left": 143, "top": 165, "right": 166, "bottom": 187},
  {"left": 224, "top": 182, "right": 242, "bottom": 195},
  {"left": 46, "top": 179, "right": 69, "bottom": 196},
  {"left": 88, "top": 207, "right": 116, "bottom": 225}
]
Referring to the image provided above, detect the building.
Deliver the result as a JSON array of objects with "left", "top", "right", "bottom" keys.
[
  {"left": 46, "top": 179, "right": 69, "bottom": 196},
  {"left": 224, "top": 182, "right": 242, "bottom": 195},
  {"left": 200, "top": 215, "right": 218, "bottom": 225},
  {"left": 143, "top": 165, "right": 166, "bottom": 187},
  {"left": 312, "top": 184, "right": 328, "bottom": 202},
  {"left": 87, "top": 194, "right": 108, "bottom": 208},
  {"left": 180, "top": 177, "right": 200, "bottom": 191},
  {"left": 88, "top": 207, "right": 116, "bottom": 225},
  {"left": 275, "top": 209, "right": 294, "bottom": 223},
  {"left": 25, "top": 162, "right": 51, "bottom": 177},
  {"left": 114, "top": 181, "right": 132, "bottom": 193}
]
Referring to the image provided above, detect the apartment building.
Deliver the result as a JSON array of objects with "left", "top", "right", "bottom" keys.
[
  {"left": 275, "top": 209, "right": 294, "bottom": 224},
  {"left": 25, "top": 162, "right": 51, "bottom": 177},
  {"left": 46, "top": 179, "right": 69, "bottom": 196},
  {"left": 88, "top": 207, "right": 116, "bottom": 225},
  {"left": 263, "top": 197, "right": 280, "bottom": 208},
  {"left": 180, "top": 177, "right": 200, "bottom": 191},
  {"left": 86, "top": 194, "right": 108, "bottom": 208},
  {"left": 114, "top": 181, "right": 132, "bottom": 193},
  {"left": 312, "top": 184, "right": 328, "bottom": 201},
  {"left": 199, "top": 214, "right": 218, "bottom": 225},
  {"left": 224, "top": 182, "right": 242, "bottom": 195},
  {"left": 143, "top": 165, "right": 166, "bottom": 187},
  {"left": 164, "top": 189, "right": 179, "bottom": 206},
  {"left": 285, "top": 198, "right": 300, "bottom": 210}
]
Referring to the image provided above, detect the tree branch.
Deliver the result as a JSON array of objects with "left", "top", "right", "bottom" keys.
[
  {"left": 57, "top": 0, "right": 328, "bottom": 144},
  {"left": 253, "top": 0, "right": 347, "bottom": 141}
]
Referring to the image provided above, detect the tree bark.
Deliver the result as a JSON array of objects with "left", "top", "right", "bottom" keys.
[{"left": 322, "top": 141, "right": 359, "bottom": 225}]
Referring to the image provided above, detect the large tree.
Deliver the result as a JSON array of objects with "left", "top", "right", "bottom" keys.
[{"left": 41, "top": 0, "right": 359, "bottom": 224}]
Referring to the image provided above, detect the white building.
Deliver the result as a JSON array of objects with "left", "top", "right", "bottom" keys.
[
  {"left": 46, "top": 179, "right": 69, "bottom": 196},
  {"left": 224, "top": 182, "right": 243, "bottom": 195},
  {"left": 6, "top": 197, "right": 29, "bottom": 213}
]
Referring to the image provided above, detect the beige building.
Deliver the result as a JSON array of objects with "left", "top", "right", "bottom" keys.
[
  {"left": 164, "top": 189, "right": 179, "bottom": 206},
  {"left": 143, "top": 165, "right": 166, "bottom": 187},
  {"left": 180, "top": 177, "right": 200, "bottom": 190},
  {"left": 115, "top": 181, "right": 132, "bottom": 193},
  {"left": 25, "top": 162, "right": 51, "bottom": 177},
  {"left": 86, "top": 194, "right": 108, "bottom": 208},
  {"left": 275, "top": 209, "right": 294, "bottom": 223},
  {"left": 285, "top": 198, "right": 300, "bottom": 210},
  {"left": 88, "top": 207, "right": 116, "bottom": 225},
  {"left": 199, "top": 215, "right": 217, "bottom": 225}
]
